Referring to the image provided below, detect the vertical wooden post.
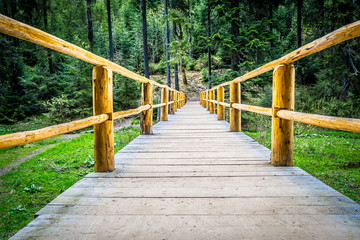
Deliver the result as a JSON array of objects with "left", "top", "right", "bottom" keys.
[
  {"left": 177, "top": 92, "right": 182, "bottom": 109},
  {"left": 209, "top": 90, "right": 215, "bottom": 114},
  {"left": 271, "top": 64, "right": 295, "bottom": 166},
  {"left": 230, "top": 82, "right": 241, "bottom": 132},
  {"left": 161, "top": 88, "right": 168, "bottom": 121},
  {"left": 217, "top": 86, "right": 225, "bottom": 120},
  {"left": 93, "top": 66, "right": 114, "bottom": 172},
  {"left": 171, "top": 91, "right": 175, "bottom": 114},
  {"left": 141, "top": 82, "right": 153, "bottom": 134},
  {"left": 175, "top": 91, "right": 178, "bottom": 112},
  {"left": 206, "top": 91, "right": 210, "bottom": 111},
  {"left": 212, "top": 90, "right": 216, "bottom": 113}
]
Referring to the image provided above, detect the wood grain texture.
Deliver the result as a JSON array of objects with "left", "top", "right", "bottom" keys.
[
  {"left": 271, "top": 64, "right": 295, "bottom": 166},
  {"left": 277, "top": 110, "right": 360, "bottom": 133},
  {"left": 141, "top": 82, "right": 153, "bottom": 135},
  {"left": 93, "top": 66, "right": 114, "bottom": 172},
  {"left": 0, "top": 114, "right": 108, "bottom": 150},
  {"left": 113, "top": 105, "right": 150, "bottom": 120},
  {"left": 232, "top": 103, "right": 272, "bottom": 116},
  {"left": 160, "top": 88, "right": 169, "bottom": 121},
  {"left": 10, "top": 102, "right": 360, "bottom": 240},
  {"left": 230, "top": 82, "right": 241, "bottom": 132},
  {"left": 217, "top": 87, "right": 225, "bottom": 120}
]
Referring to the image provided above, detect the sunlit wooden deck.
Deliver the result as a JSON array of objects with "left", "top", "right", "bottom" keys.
[{"left": 11, "top": 102, "right": 360, "bottom": 239}]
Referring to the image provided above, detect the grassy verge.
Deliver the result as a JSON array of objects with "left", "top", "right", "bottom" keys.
[
  {"left": 245, "top": 130, "right": 360, "bottom": 203},
  {"left": 0, "top": 127, "right": 140, "bottom": 239}
]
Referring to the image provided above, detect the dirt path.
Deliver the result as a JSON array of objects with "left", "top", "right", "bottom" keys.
[{"left": 150, "top": 71, "right": 207, "bottom": 101}]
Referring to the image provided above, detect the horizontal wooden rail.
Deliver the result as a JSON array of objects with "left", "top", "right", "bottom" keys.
[
  {"left": 0, "top": 114, "right": 109, "bottom": 150},
  {"left": 211, "top": 20, "right": 360, "bottom": 90},
  {"left": 209, "top": 100, "right": 217, "bottom": 104},
  {"left": 168, "top": 101, "right": 175, "bottom": 105},
  {"left": 153, "top": 103, "right": 166, "bottom": 108},
  {"left": 0, "top": 14, "right": 173, "bottom": 91},
  {"left": 113, "top": 105, "right": 150, "bottom": 120},
  {"left": 277, "top": 110, "right": 360, "bottom": 133},
  {"left": 232, "top": 103, "right": 272, "bottom": 116},
  {"left": 218, "top": 102, "right": 230, "bottom": 107}
]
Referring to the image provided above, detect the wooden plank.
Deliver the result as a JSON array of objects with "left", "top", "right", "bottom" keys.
[
  {"left": 37, "top": 197, "right": 360, "bottom": 216},
  {"left": 86, "top": 171, "right": 309, "bottom": 178},
  {"left": 10, "top": 102, "right": 360, "bottom": 240},
  {"left": 12, "top": 214, "right": 360, "bottom": 240}
]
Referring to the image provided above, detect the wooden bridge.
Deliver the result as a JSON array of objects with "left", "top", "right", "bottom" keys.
[
  {"left": 0, "top": 15, "right": 360, "bottom": 239},
  {"left": 10, "top": 102, "right": 360, "bottom": 239}
]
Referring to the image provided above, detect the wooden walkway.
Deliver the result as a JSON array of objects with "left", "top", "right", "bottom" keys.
[{"left": 12, "top": 102, "right": 360, "bottom": 239}]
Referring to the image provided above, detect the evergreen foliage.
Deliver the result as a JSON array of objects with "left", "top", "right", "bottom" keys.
[{"left": 0, "top": 0, "right": 359, "bottom": 124}]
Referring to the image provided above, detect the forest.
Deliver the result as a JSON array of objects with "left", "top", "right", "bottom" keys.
[
  {"left": 1, "top": 1, "right": 360, "bottom": 238},
  {"left": 0, "top": 0, "right": 359, "bottom": 126}
]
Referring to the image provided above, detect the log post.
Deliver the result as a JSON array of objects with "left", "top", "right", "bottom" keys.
[
  {"left": 178, "top": 92, "right": 182, "bottom": 109},
  {"left": 170, "top": 91, "right": 175, "bottom": 114},
  {"left": 217, "top": 86, "right": 225, "bottom": 120},
  {"left": 161, "top": 88, "right": 168, "bottom": 121},
  {"left": 141, "top": 82, "right": 153, "bottom": 134},
  {"left": 271, "top": 64, "right": 295, "bottom": 166},
  {"left": 172, "top": 90, "right": 178, "bottom": 114},
  {"left": 206, "top": 91, "right": 210, "bottom": 111},
  {"left": 230, "top": 82, "right": 241, "bottom": 132},
  {"left": 209, "top": 90, "right": 215, "bottom": 114},
  {"left": 175, "top": 91, "right": 178, "bottom": 112},
  {"left": 93, "top": 66, "right": 114, "bottom": 172}
]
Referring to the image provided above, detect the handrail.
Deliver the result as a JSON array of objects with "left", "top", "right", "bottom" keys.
[
  {"left": 277, "top": 110, "right": 360, "bottom": 133},
  {"left": 210, "top": 20, "right": 360, "bottom": 90},
  {"left": 0, "top": 114, "right": 109, "bottom": 150},
  {"left": 0, "top": 14, "right": 171, "bottom": 91},
  {"left": 153, "top": 103, "right": 167, "bottom": 108},
  {"left": 113, "top": 105, "right": 150, "bottom": 120},
  {"left": 232, "top": 103, "right": 272, "bottom": 116},
  {"left": 0, "top": 14, "right": 187, "bottom": 172},
  {"left": 200, "top": 20, "right": 360, "bottom": 166}
]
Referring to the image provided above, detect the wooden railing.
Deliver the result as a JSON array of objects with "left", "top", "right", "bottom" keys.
[
  {"left": 0, "top": 14, "right": 186, "bottom": 172},
  {"left": 200, "top": 20, "right": 360, "bottom": 167}
]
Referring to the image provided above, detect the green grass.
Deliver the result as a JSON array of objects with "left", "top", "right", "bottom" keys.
[
  {"left": 0, "top": 136, "right": 75, "bottom": 169},
  {"left": 245, "top": 130, "right": 360, "bottom": 203},
  {"left": 0, "top": 128, "right": 140, "bottom": 239}
]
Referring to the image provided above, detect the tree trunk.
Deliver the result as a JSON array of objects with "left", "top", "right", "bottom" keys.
[
  {"left": 164, "top": 0, "right": 171, "bottom": 87},
  {"left": 230, "top": 0, "right": 239, "bottom": 71},
  {"left": 106, "top": 0, "right": 114, "bottom": 62},
  {"left": 141, "top": 0, "right": 149, "bottom": 78},
  {"left": 187, "top": 0, "right": 192, "bottom": 57},
  {"left": 180, "top": 58, "right": 187, "bottom": 85},
  {"left": 174, "top": 63, "right": 179, "bottom": 90},
  {"left": 172, "top": 22, "right": 179, "bottom": 90},
  {"left": 10, "top": 1, "right": 19, "bottom": 47},
  {"left": 296, "top": 0, "right": 303, "bottom": 84},
  {"left": 43, "top": 0, "right": 54, "bottom": 74},
  {"left": 207, "top": 0, "right": 211, "bottom": 83},
  {"left": 86, "top": 0, "right": 94, "bottom": 51}
]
